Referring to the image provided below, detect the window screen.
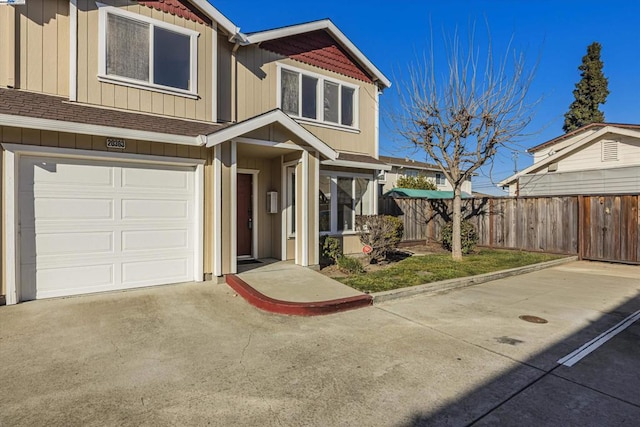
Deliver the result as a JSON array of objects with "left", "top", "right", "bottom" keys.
[
  {"left": 324, "top": 81, "right": 339, "bottom": 123},
  {"left": 106, "top": 14, "right": 149, "bottom": 82},
  {"left": 281, "top": 69, "right": 299, "bottom": 115}
]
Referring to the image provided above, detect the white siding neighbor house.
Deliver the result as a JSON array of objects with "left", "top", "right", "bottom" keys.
[
  {"left": 500, "top": 123, "right": 640, "bottom": 196},
  {"left": 379, "top": 156, "right": 473, "bottom": 195}
]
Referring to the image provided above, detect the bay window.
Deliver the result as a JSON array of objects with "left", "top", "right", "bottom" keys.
[
  {"left": 320, "top": 173, "right": 373, "bottom": 234},
  {"left": 279, "top": 64, "right": 358, "bottom": 129},
  {"left": 99, "top": 5, "right": 199, "bottom": 97}
]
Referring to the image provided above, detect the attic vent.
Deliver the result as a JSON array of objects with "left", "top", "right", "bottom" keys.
[{"left": 602, "top": 140, "right": 618, "bottom": 162}]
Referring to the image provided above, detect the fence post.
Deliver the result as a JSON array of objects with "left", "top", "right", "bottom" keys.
[{"left": 578, "top": 195, "right": 584, "bottom": 260}]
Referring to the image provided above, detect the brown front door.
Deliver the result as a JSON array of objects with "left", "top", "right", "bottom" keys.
[{"left": 237, "top": 174, "right": 253, "bottom": 257}]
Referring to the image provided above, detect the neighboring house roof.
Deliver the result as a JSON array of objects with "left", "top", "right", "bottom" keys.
[
  {"left": 527, "top": 122, "right": 640, "bottom": 153},
  {"left": 0, "top": 88, "right": 226, "bottom": 145},
  {"left": 499, "top": 124, "right": 640, "bottom": 186},
  {"left": 243, "top": 19, "right": 391, "bottom": 89},
  {"left": 385, "top": 188, "right": 473, "bottom": 199},
  {"left": 205, "top": 109, "right": 337, "bottom": 160},
  {"left": 379, "top": 155, "right": 440, "bottom": 171},
  {"left": 322, "top": 151, "right": 391, "bottom": 171}
]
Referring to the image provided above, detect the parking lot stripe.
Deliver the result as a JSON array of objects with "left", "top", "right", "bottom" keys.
[{"left": 558, "top": 309, "right": 640, "bottom": 367}]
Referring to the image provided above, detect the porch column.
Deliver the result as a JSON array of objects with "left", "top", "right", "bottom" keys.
[{"left": 300, "top": 150, "right": 309, "bottom": 266}]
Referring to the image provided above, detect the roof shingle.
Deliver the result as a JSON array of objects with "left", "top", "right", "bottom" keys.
[{"left": 0, "top": 88, "right": 226, "bottom": 137}]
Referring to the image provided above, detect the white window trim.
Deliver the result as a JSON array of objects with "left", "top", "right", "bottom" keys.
[
  {"left": 276, "top": 62, "right": 360, "bottom": 131},
  {"left": 97, "top": 4, "right": 200, "bottom": 99},
  {"left": 435, "top": 172, "right": 446, "bottom": 185},
  {"left": 319, "top": 170, "right": 374, "bottom": 236}
]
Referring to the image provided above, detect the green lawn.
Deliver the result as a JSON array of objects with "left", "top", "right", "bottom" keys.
[{"left": 337, "top": 249, "right": 566, "bottom": 293}]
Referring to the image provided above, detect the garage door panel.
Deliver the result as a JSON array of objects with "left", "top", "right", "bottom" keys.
[
  {"left": 122, "top": 257, "right": 191, "bottom": 286},
  {"left": 19, "top": 155, "right": 197, "bottom": 300},
  {"left": 122, "top": 229, "right": 189, "bottom": 251},
  {"left": 35, "top": 198, "right": 115, "bottom": 220},
  {"left": 20, "top": 158, "right": 115, "bottom": 189},
  {"left": 122, "top": 199, "right": 190, "bottom": 220},
  {"left": 122, "top": 167, "right": 192, "bottom": 191},
  {"left": 37, "top": 264, "right": 114, "bottom": 293},
  {"left": 20, "top": 231, "right": 114, "bottom": 262}
]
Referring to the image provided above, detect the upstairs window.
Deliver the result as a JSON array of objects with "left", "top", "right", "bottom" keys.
[
  {"left": 99, "top": 5, "right": 199, "bottom": 97},
  {"left": 279, "top": 65, "right": 358, "bottom": 129},
  {"left": 435, "top": 173, "right": 446, "bottom": 185}
]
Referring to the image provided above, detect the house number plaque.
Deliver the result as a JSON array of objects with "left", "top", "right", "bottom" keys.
[{"left": 106, "top": 138, "right": 126, "bottom": 149}]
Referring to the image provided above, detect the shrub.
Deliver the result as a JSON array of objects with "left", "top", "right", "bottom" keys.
[
  {"left": 321, "top": 236, "right": 342, "bottom": 264},
  {"left": 337, "top": 256, "right": 365, "bottom": 274},
  {"left": 396, "top": 175, "right": 437, "bottom": 190},
  {"left": 441, "top": 220, "right": 479, "bottom": 254},
  {"left": 356, "top": 215, "right": 404, "bottom": 263}
]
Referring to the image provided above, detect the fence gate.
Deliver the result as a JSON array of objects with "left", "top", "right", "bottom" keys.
[{"left": 579, "top": 195, "right": 640, "bottom": 264}]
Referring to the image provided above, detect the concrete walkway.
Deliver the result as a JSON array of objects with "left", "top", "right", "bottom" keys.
[
  {"left": 236, "top": 259, "right": 363, "bottom": 302},
  {"left": 228, "top": 259, "right": 371, "bottom": 315}
]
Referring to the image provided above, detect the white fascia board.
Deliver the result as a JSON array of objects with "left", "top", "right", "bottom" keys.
[
  {"left": 498, "top": 126, "right": 640, "bottom": 186},
  {"left": 205, "top": 110, "right": 337, "bottom": 160},
  {"left": 0, "top": 113, "right": 202, "bottom": 146},
  {"left": 244, "top": 20, "right": 391, "bottom": 89},
  {"left": 189, "top": 0, "right": 240, "bottom": 37},
  {"left": 321, "top": 159, "right": 392, "bottom": 171}
]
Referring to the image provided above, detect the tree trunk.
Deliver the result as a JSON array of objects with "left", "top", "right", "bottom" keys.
[{"left": 452, "top": 187, "right": 463, "bottom": 261}]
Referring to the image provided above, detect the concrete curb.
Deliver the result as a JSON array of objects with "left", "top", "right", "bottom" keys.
[
  {"left": 225, "top": 274, "right": 373, "bottom": 316},
  {"left": 372, "top": 256, "right": 579, "bottom": 304}
]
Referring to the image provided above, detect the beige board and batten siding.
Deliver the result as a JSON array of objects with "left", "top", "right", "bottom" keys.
[
  {"left": 76, "top": 0, "right": 215, "bottom": 121},
  {"left": 0, "top": 0, "right": 70, "bottom": 95},
  {"left": 235, "top": 45, "right": 378, "bottom": 157},
  {"left": 0, "top": 127, "right": 211, "bottom": 297}
]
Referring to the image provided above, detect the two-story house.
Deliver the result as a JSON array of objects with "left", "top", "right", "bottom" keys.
[
  {"left": 500, "top": 123, "right": 640, "bottom": 196},
  {"left": 378, "top": 155, "right": 473, "bottom": 195},
  {"left": 0, "top": 0, "right": 391, "bottom": 304}
]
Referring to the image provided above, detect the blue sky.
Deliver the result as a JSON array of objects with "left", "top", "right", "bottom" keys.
[{"left": 212, "top": 0, "right": 640, "bottom": 194}]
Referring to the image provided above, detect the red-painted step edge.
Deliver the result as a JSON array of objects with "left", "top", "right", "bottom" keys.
[{"left": 225, "top": 274, "right": 373, "bottom": 316}]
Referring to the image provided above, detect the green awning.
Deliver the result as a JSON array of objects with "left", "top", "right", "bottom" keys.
[{"left": 384, "top": 188, "right": 473, "bottom": 199}]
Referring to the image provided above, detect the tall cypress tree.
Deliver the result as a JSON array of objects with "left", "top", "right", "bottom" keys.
[{"left": 563, "top": 42, "right": 609, "bottom": 133}]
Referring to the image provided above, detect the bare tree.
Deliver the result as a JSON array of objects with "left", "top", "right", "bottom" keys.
[{"left": 395, "top": 31, "right": 538, "bottom": 260}]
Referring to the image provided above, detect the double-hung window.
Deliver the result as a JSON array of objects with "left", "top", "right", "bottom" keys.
[
  {"left": 98, "top": 5, "right": 199, "bottom": 97},
  {"left": 435, "top": 173, "right": 446, "bottom": 186},
  {"left": 280, "top": 65, "right": 358, "bottom": 129},
  {"left": 320, "top": 173, "right": 373, "bottom": 234}
]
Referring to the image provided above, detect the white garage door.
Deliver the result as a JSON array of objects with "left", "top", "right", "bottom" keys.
[{"left": 19, "top": 156, "right": 197, "bottom": 300}]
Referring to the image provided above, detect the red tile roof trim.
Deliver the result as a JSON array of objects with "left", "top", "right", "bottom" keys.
[
  {"left": 261, "top": 30, "right": 373, "bottom": 83},
  {"left": 137, "top": 0, "right": 212, "bottom": 26}
]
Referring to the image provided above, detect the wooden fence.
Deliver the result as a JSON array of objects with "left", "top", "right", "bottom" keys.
[{"left": 379, "top": 194, "right": 640, "bottom": 263}]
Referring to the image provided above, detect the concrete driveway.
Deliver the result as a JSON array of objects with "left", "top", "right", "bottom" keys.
[{"left": 1, "top": 261, "right": 639, "bottom": 426}]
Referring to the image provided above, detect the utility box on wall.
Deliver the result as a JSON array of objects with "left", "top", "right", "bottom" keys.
[{"left": 266, "top": 191, "right": 278, "bottom": 214}]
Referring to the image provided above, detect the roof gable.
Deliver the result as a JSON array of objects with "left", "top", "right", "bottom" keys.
[
  {"left": 500, "top": 125, "right": 640, "bottom": 186},
  {"left": 137, "top": 0, "right": 212, "bottom": 25},
  {"left": 261, "top": 30, "right": 372, "bottom": 83},
  {"left": 528, "top": 122, "right": 640, "bottom": 153},
  {"left": 243, "top": 20, "right": 391, "bottom": 89}
]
